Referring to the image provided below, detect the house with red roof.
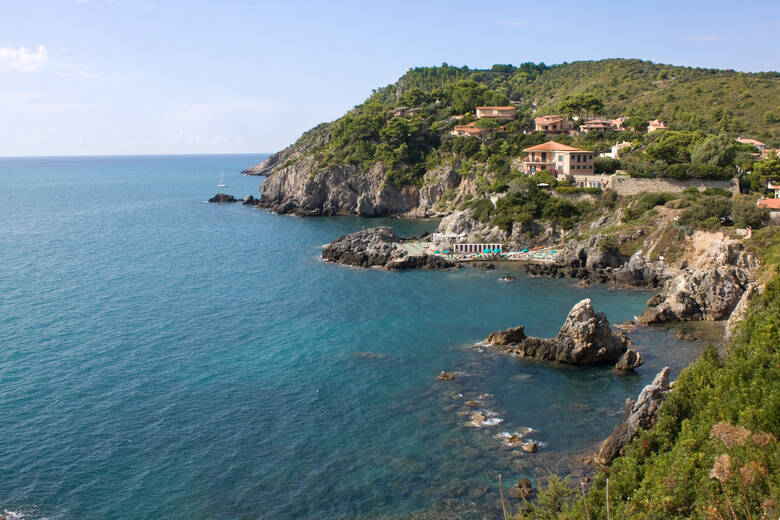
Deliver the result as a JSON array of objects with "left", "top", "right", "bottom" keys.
[
  {"left": 475, "top": 106, "right": 516, "bottom": 120},
  {"left": 647, "top": 119, "right": 668, "bottom": 132},
  {"left": 579, "top": 119, "right": 617, "bottom": 133},
  {"left": 758, "top": 198, "right": 780, "bottom": 225},
  {"left": 736, "top": 137, "right": 767, "bottom": 155},
  {"left": 533, "top": 115, "right": 573, "bottom": 134},
  {"left": 520, "top": 141, "right": 595, "bottom": 176},
  {"left": 450, "top": 121, "right": 504, "bottom": 138}
]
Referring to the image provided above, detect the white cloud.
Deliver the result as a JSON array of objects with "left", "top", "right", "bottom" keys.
[{"left": 0, "top": 45, "right": 48, "bottom": 72}]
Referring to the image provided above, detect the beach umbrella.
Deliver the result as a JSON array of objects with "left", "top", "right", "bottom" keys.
[
  {"left": 483, "top": 248, "right": 490, "bottom": 253},
  {"left": 521, "top": 249, "right": 529, "bottom": 252},
  {"left": 443, "top": 250, "right": 449, "bottom": 254},
  {"left": 492, "top": 248, "right": 500, "bottom": 253},
  {"left": 434, "top": 250, "right": 440, "bottom": 254}
]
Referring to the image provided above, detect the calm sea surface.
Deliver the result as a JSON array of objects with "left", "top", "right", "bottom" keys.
[{"left": 0, "top": 155, "right": 705, "bottom": 519}]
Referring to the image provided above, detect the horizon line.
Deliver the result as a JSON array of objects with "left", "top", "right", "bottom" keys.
[{"left": 0, "top": 152, "right": 273, "bottom": 159}]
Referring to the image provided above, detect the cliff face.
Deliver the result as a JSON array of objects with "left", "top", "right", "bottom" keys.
[
  {"left": 254, "top": 156, "right": 478, "bottom": 217},
  {"left": 641, "top": 239, "right": 758, "bottom": 323}
]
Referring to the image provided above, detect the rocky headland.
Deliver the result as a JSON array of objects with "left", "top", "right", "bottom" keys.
[
  {"left": 484, "top": 299, "right": 643, "bottom": 370},
  {"left": 321, "top": 227, "right": 455, "bottom": 270}
]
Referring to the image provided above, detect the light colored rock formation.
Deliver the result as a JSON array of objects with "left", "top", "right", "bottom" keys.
[
  {"left": 486, "top": 299, "right": 641, "bottom": 369},
  {"left": 641, "top": 239, "right": 757, "bottom": 323},
  {"left": 596, "top": 367, "right": 671, "bottom": 465}
]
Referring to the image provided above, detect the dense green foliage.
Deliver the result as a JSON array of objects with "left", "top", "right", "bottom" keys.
[
  {"left": 299, "top": 59, "right": 779, "bottom": 192},
  {"left": 506, "top": 248, "right": 780, "bottom": 519}
]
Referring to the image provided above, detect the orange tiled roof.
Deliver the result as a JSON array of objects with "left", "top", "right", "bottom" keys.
[
  {"left": 758, "top": 198, "right": 780, "bottom": 210},
  {"left": 523, "top": 141, "right": 591, "bottom": 152},
  {"left": 737, "top": 138, "right": 766, "bottom": 147},
  {"left": 535, "top": 114, "right": 565, "bottom": 122},
  {"left": 476, "top": 106, "right": 516, "bottom": 110}
]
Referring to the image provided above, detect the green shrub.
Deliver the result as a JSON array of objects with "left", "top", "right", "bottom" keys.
[{"left": 467, "top": 197, "right": 493, "bottom": 222}]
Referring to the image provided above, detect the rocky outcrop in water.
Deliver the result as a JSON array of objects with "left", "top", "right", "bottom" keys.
[
  {"left": 596, "top": 367, "right": 671, "bottom": 465},
  {"left": 242, "top": 194, "right": 260, "bottom": 205},
  {"left": 640, "top": 239, "right": 757, "bottom": 323},
  {"left": 485, "top": 299, "right": 642, "bottom": 370},
  {"left": 208, "top": 193, "right": 237, "bottom": 203},
  {"left": 322, "top": 226, "right": 455, "bottom": 270}
]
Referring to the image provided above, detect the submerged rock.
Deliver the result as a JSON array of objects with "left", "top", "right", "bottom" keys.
[
  {"left": 208, "top": 193, "right": 237, "bottom": 203},
  {"left": 438, "top": 371, "right": 455, "bottom": 381},
  {"left": 486, "top": 299, "right": 638, "bottom": 370},
  {"left": 596, "top": 367, "right": 671, "bottom": 465},
  {"left": 508, "top": 478, "right": 533, "bottom": 499}
]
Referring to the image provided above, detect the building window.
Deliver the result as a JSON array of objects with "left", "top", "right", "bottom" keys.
[{"left": 541, "top": 152, "right": 546, "bottom": 161}]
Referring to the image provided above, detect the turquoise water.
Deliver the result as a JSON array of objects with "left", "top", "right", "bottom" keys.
[{"left": 0, "top": 155, "right": 704, "bottom": 519}]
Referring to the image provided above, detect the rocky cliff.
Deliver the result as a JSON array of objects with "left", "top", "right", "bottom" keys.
[
  {"left": 640, "top": 239, "right": 758, "bottom": 323},
  {"left": 254, "top": 157, "right": 480, "bottom": 217},
  {"left": 485, "top": 299, "right": 643, "bottom": 370},
  {"left": 596, "top": 367, "right": 671, "bottom": 465}
]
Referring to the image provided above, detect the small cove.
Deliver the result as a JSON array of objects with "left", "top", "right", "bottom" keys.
[{"left": 0, "top": 155, "right": 709, "bottom": 520}]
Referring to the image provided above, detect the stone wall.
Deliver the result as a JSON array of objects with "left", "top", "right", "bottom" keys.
[{"left": 608, "top": 176, "right": 739, "bottom": 196}]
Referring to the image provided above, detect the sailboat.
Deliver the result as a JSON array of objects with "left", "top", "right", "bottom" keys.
[{"left": 217, "top": 171, "right": 228, "bottom": 188}]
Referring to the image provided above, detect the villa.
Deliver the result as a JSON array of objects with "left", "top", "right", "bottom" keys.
[
  {"left": 579, "top": 119, "right": 617, "bottom": 133},
  {"left": 647, "top": 119, "right": 668, "bottom": 132},
  {"left": 602, "top": 140, "right": 632, "bottom": 159},
  {"left": 520, "top": 141, "right": 595, "bottom": 177},
  {"left": 534, "top": 115, "right": 573, "bottom": 134},
  {"left": 767, "top": 181, "right": 780, "bottom": 197},
  {"left": 450, "top": 122, "right": 504, "bottom": 138},
  {"left": 758, "top": 198, "right": 780, "bottom": 225},
  {"left": 736, "top": 137, "right": 767, "bottom": 155},
  {"left": 475, "top": 106, "right": 516, "bottom": 119}
]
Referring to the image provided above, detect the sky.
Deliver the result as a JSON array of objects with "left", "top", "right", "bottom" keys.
[{"left": 1, "top": 0, "right": 778, "bottom": 157}]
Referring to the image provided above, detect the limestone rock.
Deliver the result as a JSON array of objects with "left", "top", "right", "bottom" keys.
[
  {"left": 596, "top": 367, "right": 671, "bottom": 465},
  {"left": 641, "top": 239, "right": 757, "bottom": 323},
  {"left": 321, "top": 227, "right": 454, "bottom": 270},
  {"left": 242, "top": 194, "right": 259, "bottom": 205},
  {"left": 615, "top": 349, "right": 644, "bottom": 371},
  {"left": 485, "top": 299, "right": 633, "bottom": 367},
  {"left": 485, "top": 326, "right": 527, "bottom": 346}
]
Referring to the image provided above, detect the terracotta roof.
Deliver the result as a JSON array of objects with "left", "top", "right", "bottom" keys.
[
  {"left": 535, "top": 114, "right": 565, "bottom": 122},
  {"left": 737, "top": 138, "right": 766, "bottom": 147},
  {"left": 476, "top": 106, "right": 516, "bottom": 110},
  {"left": 767, "top": 181, "right": 780, "bottom": 190},
  {"left": 523, "top": 141, "right": 591, "bottom": 152},
  {"left": 758, "top": 198, "right": 780, "bottom": 210}
]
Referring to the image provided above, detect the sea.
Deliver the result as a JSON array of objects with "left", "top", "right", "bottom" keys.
[{"left": 0, "top": 154, "right": 710, "bottom": 519}]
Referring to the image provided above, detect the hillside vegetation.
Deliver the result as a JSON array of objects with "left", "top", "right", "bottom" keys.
[
  {"left": 510, "top": 232, "right": 780, "bottom": 519},
  {"left": 278, "top": 59, "right": 779, "bottom": 197}
]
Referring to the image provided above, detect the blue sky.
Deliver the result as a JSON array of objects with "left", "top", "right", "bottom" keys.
[{"left": 1, "top": 0, "right": 778, "bottom": 156}]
